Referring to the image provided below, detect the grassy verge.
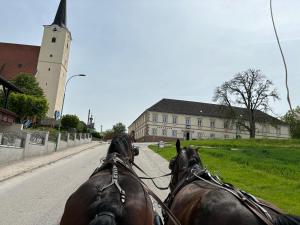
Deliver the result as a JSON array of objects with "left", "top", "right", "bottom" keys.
[{"left": 149, "top": 139, "right": 300, "bottom": 214}]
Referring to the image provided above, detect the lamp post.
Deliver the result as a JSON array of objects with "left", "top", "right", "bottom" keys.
[{"left": 55, "top": 74, "right": 87, "bottom": 151}]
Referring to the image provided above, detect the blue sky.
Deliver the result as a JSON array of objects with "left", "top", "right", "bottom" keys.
[{"left": 1, "top": 0, "right": 300, "bottom": 131}]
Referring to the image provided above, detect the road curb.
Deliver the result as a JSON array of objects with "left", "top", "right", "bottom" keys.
[{"left": 0, "top": 142, "right": 103, "bottom": 183}]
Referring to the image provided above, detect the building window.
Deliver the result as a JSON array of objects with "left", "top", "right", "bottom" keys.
[
  {"left": 48, "top": 68, "right": 51, "bottom": 71},
  {"left": 18, "top": 64, "right": 23, "bottom": 68},
  {"left": 198, "top": 119, "right": 202, "bottom": 127},
  {"left": 172, "top": 130, "right": 177, "bottom": 137},
  {"left": 210, "top": 133, "right": 215, "bottom": 139},
  {"left": 162, "top": 129, "right": 167, "bottom": 136},
  {"left": 50, "top": 54, "right": 53, "bottom": 58},
  {"left": 198, "top": 132, "right": 204, "bottom": 139},
  {"left": 276, "top": 127, "right": 281, "bottom": 136},
  {"left": 152, "top": 114, "right": 158, "bottom": 123},
  {"left": 210, "top": 121, "right": 215, "bottom": 129},
  {"left": 172, "top": 116, "right": 177, "bottom": 124},
  {"left": 224, "top": 120, "right": 230, "bottom": 129},
  {"left": 152, "top": 128, "right": 157, "bottom": 136},
  {"left": 224, "top": 134, "right": 229, "bottom": 139},
  {"left": 186, "top": 117, "right": 191, "bottom": 125},
  {"left": 236, "top": 124, "right": 241, "bottom": 132},
  {"left": 52, "top": 37, "right": 56, "bottom": 43},
  {"left": 162, "top": 115, "right": 168, "bottom": 123}
]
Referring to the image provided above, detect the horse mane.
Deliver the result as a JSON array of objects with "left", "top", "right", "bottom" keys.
[{"left": 107, "top": 134, "right": 131, "bottom": 156}]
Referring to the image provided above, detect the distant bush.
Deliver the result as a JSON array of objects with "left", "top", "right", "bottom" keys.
[
  {"left": 91, "top": 131, "right": 102, "bottom": 140},
  {"left": 61, "top": 114, "right": 80, "bottom": 131}
]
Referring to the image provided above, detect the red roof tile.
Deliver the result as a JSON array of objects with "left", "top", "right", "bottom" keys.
[{"left": 0, "top": 42, "right": 40, "bottom": 80}]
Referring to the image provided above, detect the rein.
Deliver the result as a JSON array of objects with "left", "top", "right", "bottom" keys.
[
  {"left": 132, "top": 161, "right": 171, "bottom": 190},
  {"left": 94, "top": 153, "right": 182, "bottom": 225}
]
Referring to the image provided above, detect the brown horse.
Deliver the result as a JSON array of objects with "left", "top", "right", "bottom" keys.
[
  {"left": 60, "top": 134, "right": 162, "bottom": 225},
  {"left": 164, "top": 140, "right": 300, "bottom": 225}
]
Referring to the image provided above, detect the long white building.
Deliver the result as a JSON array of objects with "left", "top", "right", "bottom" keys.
[{"left": 128, "top": 99, "right": 290, "bottom": 142}]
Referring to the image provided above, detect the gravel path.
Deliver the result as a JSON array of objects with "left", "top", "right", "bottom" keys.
[{"left": 134, "top": 142, "right": 172, "bottom": 217}]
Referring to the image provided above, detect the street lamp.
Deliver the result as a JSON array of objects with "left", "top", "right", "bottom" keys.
[{"left": 55, "top": 74, "right": 87, "bottom": 151}]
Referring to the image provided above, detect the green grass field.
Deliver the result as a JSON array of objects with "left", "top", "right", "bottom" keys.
[{"left": 149, "top": 139, "right": 300, "bottom": 214}]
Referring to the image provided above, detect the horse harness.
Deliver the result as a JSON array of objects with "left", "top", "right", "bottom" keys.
[
  {"left": 165, "top": 165, "right": 281, "bottom": 225},
  {"left": 99, "top": 154, "right": 127, "bottom": 203},
  {"left": 91, "top": 153, "right": 182, "bottom": 225}
]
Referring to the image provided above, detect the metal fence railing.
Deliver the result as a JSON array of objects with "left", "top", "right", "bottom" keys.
[
  {"left": 69, "top": 133, "right": 75, "bottom": 141},
  {"left": 29, "top": 132, "right": 47, "bottom": 145},
  {"left": 0, "top": 131, "right": 26, "bottom": 148},
  {"left": 60, "top": 132, "right": 68, "bottom": 142},
  {"left": 0, "top": 130, "right": 91, "bottom": 149}
]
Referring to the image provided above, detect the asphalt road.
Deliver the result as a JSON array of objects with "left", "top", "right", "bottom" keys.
[{"left": 0, "top": 143, "right": 171, "bottom": 225}]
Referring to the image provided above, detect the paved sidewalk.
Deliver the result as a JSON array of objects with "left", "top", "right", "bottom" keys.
[{"left": 0, "top": 141, "right": 102, "bottom": 182}]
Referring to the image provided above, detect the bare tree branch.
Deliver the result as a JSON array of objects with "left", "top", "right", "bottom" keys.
[{"left": 213, "top": 69, "right": 280, "bottom": 138}]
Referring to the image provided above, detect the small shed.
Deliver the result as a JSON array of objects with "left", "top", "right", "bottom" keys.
[{"left": 0, "top": 75, "right": 22, "bottom": 125}]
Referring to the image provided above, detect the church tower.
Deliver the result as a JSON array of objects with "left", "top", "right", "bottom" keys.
[{"left": 36, "top": 0, "right": 71, "bottom": 118}]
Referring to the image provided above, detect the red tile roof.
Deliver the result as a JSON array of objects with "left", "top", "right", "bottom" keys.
[{"left": 0, "top": 42, "right": 40, "bottom": 80}]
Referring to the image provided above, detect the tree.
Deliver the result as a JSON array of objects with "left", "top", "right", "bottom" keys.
[
  {"left": 282, "top": 106, "right": 300, "bottom": 138},
  {"left": 103, "top": 129, "right": 114, "bottom": 141},
  {"left": 91, "top": 131, "right": 103, "bottom": 140},
  {"left": 112, "top": 122, "right": 126, "bottom": 135},
  {"left": 8, "top": 93, "right": 48, "bottom": 120},
  {"left": 213, "top": 69, "right": 279, "bottom": 138},
  {"left": 61, "top": 114, "right": 80, "bottom": 131},
  {"left": 0, "top": 73, "right": 49, "bottom": 121},
  {"left": 77, "top": 121, "right": 88, "bottom": 133},
  {"left": 12, "top": 73, "right": 44, "bottom": 97}
]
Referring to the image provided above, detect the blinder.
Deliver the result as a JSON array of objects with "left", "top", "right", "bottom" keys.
[
  {"left": 132, "top": 146, "right": 139, "bottom": 156},
  {"left": 169, "top": 158, "right": 176, "bottom": 170}
]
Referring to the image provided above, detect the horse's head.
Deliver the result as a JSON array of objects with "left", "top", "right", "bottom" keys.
[
  {"left": 107, "top": 134, "right": 139, "bottom": 163},
  {"left": 169, "top": 139, "right": 204, "bottom": 192}
]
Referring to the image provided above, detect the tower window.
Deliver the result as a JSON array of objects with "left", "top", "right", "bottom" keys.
[
  {"left": 50, "top": 54, "right": 53, "bottom": 57},
  {"left": 53, "top": 27, "right": 57, "bottom": 32},
  {"left": 48, "top": 68, "right": 51, "bottom": 71},
  {"left": 52, "top": 37, "right": 56, "bottom": 43}
]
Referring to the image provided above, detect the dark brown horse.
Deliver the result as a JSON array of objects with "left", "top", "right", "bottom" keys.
[
  {"left": 60, "top": 134, "right": 161, "bottom": 225},
  {"left": 164, "top": 140, "right": 300, "bottom": 225}
]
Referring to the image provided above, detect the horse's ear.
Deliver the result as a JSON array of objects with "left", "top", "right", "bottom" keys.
[{"left": 176, "top": 139, "right": 181, "bottom": 154}]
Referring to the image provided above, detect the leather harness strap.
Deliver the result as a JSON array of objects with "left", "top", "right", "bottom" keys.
[
  {"left": 132, "top": 161, "right": 171, "bottom": 190},
  {"left": 100, "top": 164, "right": 126, "bottom": 203},
  {"left": 95, "top": 154, "right": 182, "bottom": 225},
  {"left": 192, "top": 173, "right": 274, "bottom": 225}
]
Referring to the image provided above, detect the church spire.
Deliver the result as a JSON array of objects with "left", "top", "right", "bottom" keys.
[{"left": 52, "top": 0, "right": 67, "bottom": 28}]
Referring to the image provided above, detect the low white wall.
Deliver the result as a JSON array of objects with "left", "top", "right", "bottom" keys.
[
  {"left": 25, "top": 143, "right": 54, "bottom": 158},
  {"left": 0, "top": 132, "right": 92, "bottom": 166},
  {"left": 47, "top": 142, "right": 56, "bottom": 152},
  {"left": 58, "top": 140, "right": 68, "bottom": 151},
  {"left": 0, "top": 146, "right": 24, "bottom": 165},
  {"left": 67, "top": 140, "right": 75, "bottom": 147}
]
